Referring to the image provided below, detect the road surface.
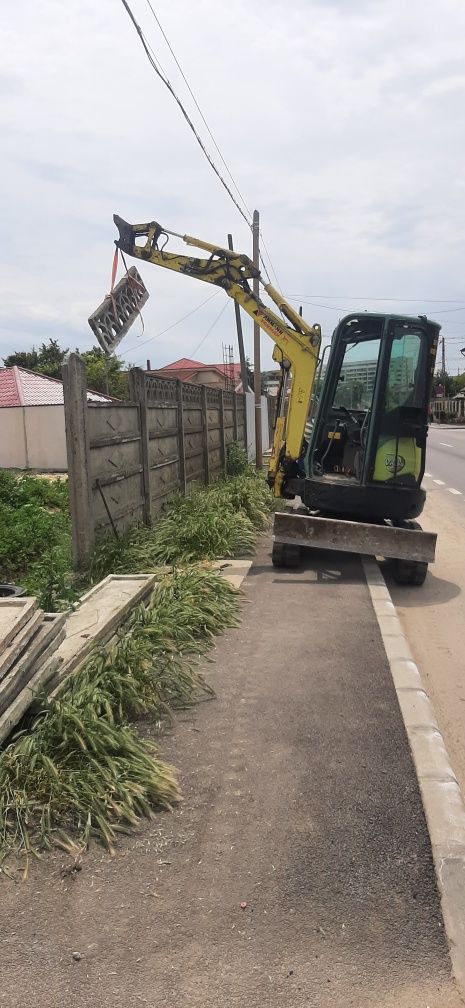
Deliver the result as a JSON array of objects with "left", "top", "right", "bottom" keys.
[
  {"left": 0, "top": 543, "right": 460, "bottom": 1008},
  {"left": 425, "top": 424, "right": 465, "bottom": 495},
  {"left": 388, "top": 425, "right": 465, "bottom": 802}
]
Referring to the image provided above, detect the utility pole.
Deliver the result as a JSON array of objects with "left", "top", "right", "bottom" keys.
[
  {"left": 441, "top": 336, "right": 446, "bottom": 388},
  {"left": 252, "top": 210, "right": 262, "bottom": 469},
  {"left": 227, "top": 234, "right": 249, "bottom": 394}
]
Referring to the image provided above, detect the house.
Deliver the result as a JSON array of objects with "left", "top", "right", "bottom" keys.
[
  {"left": 0, "top": 366, "right": 110, "bottom": 471},
  {"left": 151, "top": 358, "right": 247, "bottom": 393}
]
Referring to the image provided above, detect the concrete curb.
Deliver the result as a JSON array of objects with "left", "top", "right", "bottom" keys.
[{"left": 363, "top": 557, "right": 465, "bottom": 994}]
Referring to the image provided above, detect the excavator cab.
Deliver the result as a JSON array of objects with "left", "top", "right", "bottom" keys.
[
  {"left": 273, "top": 312, "right": 440, "bottom": 583},
  {"left": 295, "top": 313, "right": 440, "bottom": 521}
]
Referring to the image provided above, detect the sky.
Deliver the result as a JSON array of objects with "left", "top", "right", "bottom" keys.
[{"left": 2, "top": 0, "right": 465, "bottom": 376}]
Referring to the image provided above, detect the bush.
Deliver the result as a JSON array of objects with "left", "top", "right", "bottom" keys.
[{"left": 226, "top": 441, "right": 251, "bottom": 477}]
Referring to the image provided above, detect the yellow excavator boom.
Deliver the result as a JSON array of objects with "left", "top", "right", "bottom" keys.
[{"left": 113, "top": 215, "right": 321, "bottom": 496}]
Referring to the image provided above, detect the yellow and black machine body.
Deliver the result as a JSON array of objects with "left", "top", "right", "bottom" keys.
[{"left": 110, "top": 216, "right": 439, "bottom": 585}]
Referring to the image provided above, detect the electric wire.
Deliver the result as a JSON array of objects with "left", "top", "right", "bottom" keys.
[
  {"left": 288, "top": 294, "right": 465, "bottom": 305},
  {"left": 123, "top": 289, "right": 221, "bottom": 355},
  {"left": 190, "top": 299, "right": 230, "bottom": 357},
  {"left": 145, "top": 0, "right": 252, "bottom": 222},
  {"left": 120, "top": 1, "right": 280, "bottom": 289},
  {"left": 120, "top": 0, "right": 251, "bottom": 230},
  {"left": 145, "top": 1, "right": 278, "bottom": 288}
]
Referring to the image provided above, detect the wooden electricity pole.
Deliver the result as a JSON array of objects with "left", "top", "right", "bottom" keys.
[
  {"left": 227, "top": 233, "right": 249, "bottom": 394},
  {"left": 252, "top": 210, "right": 262, "bottom": 469}
]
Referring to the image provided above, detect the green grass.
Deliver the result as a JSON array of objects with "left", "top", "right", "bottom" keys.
[
  {"left": 0, "top": 567, "right": 242, "bottom": 869},
  {"left": 0, "top": 458, "right": 273, "bottom": 869},
  {"left": 0, "top": 457, "right": 272, "bottom": 611},
  {"left": 0, "top": 472, "right": 73, "bottom": 610}
]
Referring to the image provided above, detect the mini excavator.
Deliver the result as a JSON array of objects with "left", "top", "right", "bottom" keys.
[{"left": 91, "top": 215, "right": 439, "bottom": 585}]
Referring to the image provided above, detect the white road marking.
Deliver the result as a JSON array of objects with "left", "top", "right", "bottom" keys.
[
  {"left": 433, "top": 479, "right": 445, "bottom": 485},
  {"left": 448, "top": 488, "right": 462, "bottom": 495},
  {"left": 440, "top": 442, "right": 454, "bottom": 448},
  {"left": 424, "top": 472, "right": 432, "bottom": 477}
]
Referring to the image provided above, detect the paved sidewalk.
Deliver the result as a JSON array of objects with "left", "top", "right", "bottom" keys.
[{"left": 0, "top": 542, "right": 462, "bottom": 1006}]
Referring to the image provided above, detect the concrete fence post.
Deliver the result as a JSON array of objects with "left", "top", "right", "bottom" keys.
[
  {"left": 232, "top": 393, "right": 238, "bottom": 442},
  {"left": 62, "top": 354, "right": 94, "bottom": 570},
  {"left": 176, "top": 379, "right": 187, "bottom": 493},
  {"left": 242, "top": 393, "right": 248, "bottom": 451},
  {"left": 201, "top": 385, "right": 210, "bottom": 485},
  {"left": 219, "top": 390, "right": 227, "bottom": 475},
  {"left": 128, "top": 367, "right": 152, "bottom": 526}
]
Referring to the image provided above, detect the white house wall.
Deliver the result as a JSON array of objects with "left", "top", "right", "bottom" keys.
[
  {"left": 1, "top": 405, "right": 67, "bottom": 471},
  {"left": 245, "top": 393, "right": 270, "bottom": 459},
  {"left": 0, "top": 408, "right": 27, "bottom": 469}
]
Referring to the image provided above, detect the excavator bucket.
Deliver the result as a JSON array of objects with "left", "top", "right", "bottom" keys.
[{"left": 272, "top": 511, "right": 436, "bottom": 564}]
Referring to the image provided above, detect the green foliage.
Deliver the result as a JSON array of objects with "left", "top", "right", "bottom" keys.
[
  {"left": 3, "top": 339, "right": 129, "bottom": 399},
  {"left": 226, "top": 440, "right": 251, "bottom": 477},
  {"left": 0, "top": 568, "right": 241, "bottom": 865},
  {"left": 0, "top": 473, "right": 72, "bottom": 608},
  {"left": 90, "top": 472, "right": 272, "bottom": 578},
  {"left": 4, "top": 339, "right": 68, "bottom": 380},
  {"left": 434, "top": 369, "right": 465, "bottom": 398},
  {"left": 80, "top": 347, "right": 129, "bottom": 399}
]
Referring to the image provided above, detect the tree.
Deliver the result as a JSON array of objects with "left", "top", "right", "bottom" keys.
[
  {"left": 4, "top": 338, "right": 68, "bottom": 379},
  {"left": 3, "top": 348, "right": 39, "bottom": 370},
  {"left": 4, "top": 338, "right": 129, "bottom": 399},
  {"left": 433, "top": 369, "right": 465, "bottom": 398},
  {"left": 79, "top": 347, "right": 129, "bottom": 399},
  {"left": 36, "top": 338, "right": 69, "bottom": 379}
]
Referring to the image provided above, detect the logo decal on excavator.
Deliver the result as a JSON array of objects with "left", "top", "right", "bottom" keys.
[{"left": 385, "top": 454, "right": 406, "bottom": 474}]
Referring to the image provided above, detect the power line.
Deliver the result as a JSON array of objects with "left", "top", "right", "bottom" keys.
[
  {"left": 123, "top": 289, "right": 220, "bottom": 355},
  {"left": 288, "top": 293, "right": 465, "bottom": 305},
  {"left": 120, "top": 0, "right": 251, "bottom": 230},
  {"left": 144, "top": 0, "right": 252, "bottom": 222},
  {"left": 190, "top": 299, "right": 230, "bottom": 357},
  {"left": 119, "top": 1, "right": 283, "bottom": 291}
]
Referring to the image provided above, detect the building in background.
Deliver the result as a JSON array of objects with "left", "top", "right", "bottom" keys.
[
  {"left": 150, "top": 358, "right": 244, "bottom": 392},
  {"left": 0, "top": 367, "right": 110, "bottom": 471}
]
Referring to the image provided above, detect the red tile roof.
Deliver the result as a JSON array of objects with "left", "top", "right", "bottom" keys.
[
  {"left": 0, "top": 368, "right": 20, "bottom": 407},
  {"left": 0, "top": 367, "right": 111, "bottom": 406},
  {"left": 162, "top": 358, "right": 205, "bottom": 370}
]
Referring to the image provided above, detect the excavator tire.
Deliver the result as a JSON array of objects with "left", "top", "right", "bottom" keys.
[
  {"left": 390, "top": 520, "right": 428, "bottom": 585},
  {"left": 271, "top": 542, "right": 302, "bottom": 568},
  {"left": 391, "top": 558, "right": 428, "bottom": 586}
]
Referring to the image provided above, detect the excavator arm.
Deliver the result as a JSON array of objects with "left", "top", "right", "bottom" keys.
[{"left": 113, "top": 215, "right": 321, "bottom": 497}]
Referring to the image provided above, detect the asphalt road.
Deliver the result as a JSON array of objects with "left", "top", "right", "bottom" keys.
[
  {"left": 425, "top": 425, "right": 465, "bottom": 496},
  {"left": 1, "top": 544, "right": 460, "bottom": 1007},
  {"left": 388, "top": 425, "right": 465, "bottom": 826}
]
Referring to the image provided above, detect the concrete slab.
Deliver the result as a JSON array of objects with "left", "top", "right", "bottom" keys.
[
  {"left": 0, "top": 613, "right": 66, "bottom": 718},
  {"left": 48, "top": 573, "right": 157, "bottom": 696},
  {"left": 0, "top": 653, "right": 64, "bottom": 745},
  {"left": 0, "top": 609, "right": 45, "bottom": 681},
  {"left": 0, "top": 596, "right": 37, "bottom": 649}
]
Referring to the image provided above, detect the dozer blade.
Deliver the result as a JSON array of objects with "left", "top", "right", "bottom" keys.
[{"left": 273, "top": 511, "right": 436, "bottom": 563}]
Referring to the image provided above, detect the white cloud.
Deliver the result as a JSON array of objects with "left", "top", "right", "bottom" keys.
[{"left": 1, "top": 0, "right": 465, "bottom": 372}]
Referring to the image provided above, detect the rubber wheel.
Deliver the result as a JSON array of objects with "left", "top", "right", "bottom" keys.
[
  {"left": 272, "top": 542, "right": 302, "bottom": 568},
  {"left": 391, "top": 558, "right": 428, "bottom": 586}
]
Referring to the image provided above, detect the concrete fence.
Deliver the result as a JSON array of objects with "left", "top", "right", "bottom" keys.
[
  {"left": 430, "top": 398, "right": 465, "bottom": 419},
  {"left": 62, "top": 354, "right": 247, "bottom": 569}
]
